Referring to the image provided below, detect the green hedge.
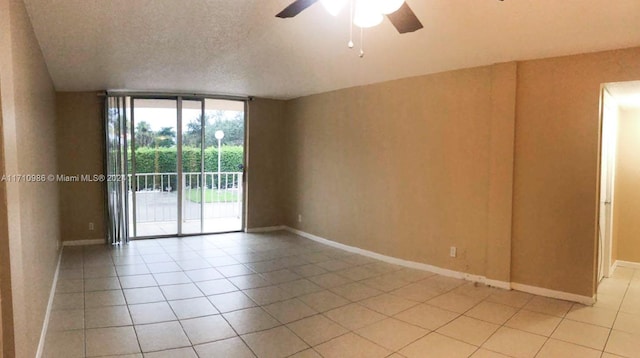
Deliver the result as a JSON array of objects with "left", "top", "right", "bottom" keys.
[{"left": 128, "top": 146, "right": 243, "bottom": 190}]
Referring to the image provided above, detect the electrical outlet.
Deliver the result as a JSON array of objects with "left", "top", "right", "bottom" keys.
[
  {"left": 450, "top": 246, "right": 457, "bottom": 258},
  {"left": 298, "top": 214, "right": 302, "bottom": 223},
  {"left": 89, "top": 222, "right": 95, "bottom": 231}
]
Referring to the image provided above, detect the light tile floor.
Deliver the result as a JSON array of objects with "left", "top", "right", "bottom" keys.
[{"left": 44, "top": 231, "right": 640, "bottom": 357}]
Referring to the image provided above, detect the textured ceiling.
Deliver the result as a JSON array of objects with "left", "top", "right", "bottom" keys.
[{"left": 24, "top": 0, "right": 640, "bottom": 99}]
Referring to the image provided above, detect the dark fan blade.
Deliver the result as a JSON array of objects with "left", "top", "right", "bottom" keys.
[
  {"left": 387, "top": 2, "right": 423, "bottom": 33},
  {"left": 276, "top": 0, "right": 319, "bottom": 18}
]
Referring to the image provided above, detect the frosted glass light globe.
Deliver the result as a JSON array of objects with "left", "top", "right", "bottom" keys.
[{"left": 353, "top": 0, "right": 383, "bottom": 28}]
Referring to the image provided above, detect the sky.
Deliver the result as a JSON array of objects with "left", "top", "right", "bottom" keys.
[{"left": 133, "top": 108, "right": 243, "bottom": 132}]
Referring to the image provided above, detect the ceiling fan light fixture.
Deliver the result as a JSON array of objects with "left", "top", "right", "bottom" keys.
[
  {"left": 353, "top": 0, "right": 384, "bottom": 28},
  {"left": 320, "top": 0, "right": 348, "bottom": 16},
  {"left": 376, "top": 0, "right": 405, "bottom": 15}
]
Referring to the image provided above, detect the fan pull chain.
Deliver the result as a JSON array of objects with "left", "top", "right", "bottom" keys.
[
  {"left": 348, "top": 0, "right": 354, "bottom": 49},
  {"left": 359, "top": 27, "right": 364, "bottom": 57}
]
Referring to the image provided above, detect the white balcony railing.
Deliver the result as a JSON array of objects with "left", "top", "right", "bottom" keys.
[{"left": 128, "top": 172, "right": 243, "bottom": 223}]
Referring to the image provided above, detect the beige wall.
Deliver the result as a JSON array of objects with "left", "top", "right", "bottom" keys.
[
  {"left": 56, "top": 92, "right": 106, "bottom": 242},
  {"left": 283, "top": 47, "right": 640, "bottom": 297},
  {"left": 283, "top": 63, "right": 517, "bottom": 281},
  {"left": 486, "top": 63, "right": 517, "bottom": 282},
  {"left": 512, "top": 48, "right": 640, "bottom": 297},
  {"left": 246, "top": 99, "right": 286, "bottom": 229},
  {"left": 612, "top": 108, "right": 640, "bottom": 263},
  {"left": 0, "top": 0, "right": 61, "bottom": 356},
  {"left": 0, "top": 77, "right": 14, "bottom": 358}
]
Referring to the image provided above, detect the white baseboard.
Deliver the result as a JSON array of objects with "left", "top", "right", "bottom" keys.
[
  {"left": 245, "top": 226, "right": 285, "bottom": 233},
  {"left": 284, "top": 226, "right": 595, "bottom": 304},
  {"left": 62, "top": 239, "right": 105, "bottom": 246},
  {"left": 610, "top": 260, "right": 619, "bottom": 275},
  {"left": 36, "top": 249, "right": 62, "bottom": 358},
  {"left": 511, "top": 282, "right": 595, "bottom": 305},
  {"left": 485, "top": 278, "right": 512, "bottom": 290},
  {"left": 284, "top": 226, "right": 511, "bottom": 290},
  {"left": 615, "top": 260, "right": 640, "bottom": 270}
]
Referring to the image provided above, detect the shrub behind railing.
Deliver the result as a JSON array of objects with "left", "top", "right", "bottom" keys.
[
  {"left": 125, "top": 146, "right": 243, "bottom": 191},
  {"left": 128, "top": 146, "right": 244, "bottom": 174}
]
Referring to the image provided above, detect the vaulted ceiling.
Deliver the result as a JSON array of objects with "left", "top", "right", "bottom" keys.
[{"left": 24, "top": 0, "right": 640, "bottom": 99}]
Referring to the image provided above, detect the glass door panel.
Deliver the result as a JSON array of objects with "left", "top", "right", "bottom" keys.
[
  {"left": 131, "top": 98, "right": 178, "bottom": 237},
  {"left": 181, "top": 99, "right": 204, "bottom": 234},
  {"left": 203, "top": 99, "right": 244, "bottom": 233}
]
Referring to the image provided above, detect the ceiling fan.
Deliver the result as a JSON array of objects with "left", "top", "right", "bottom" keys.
[{"left": 276, "top": 0, "right": 423, "bottom": 34}]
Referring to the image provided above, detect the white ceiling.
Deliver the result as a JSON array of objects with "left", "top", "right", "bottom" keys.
[{"left": 24, "top": 0, "right": 640, "bottom": 99}]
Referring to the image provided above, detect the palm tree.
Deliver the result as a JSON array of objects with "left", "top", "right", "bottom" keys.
[
  {"left": 135, "top": 121, "right": 154, "bottom": 147},
  {"left": 156, "top": 127, "right": 176, "bottom": 147}
]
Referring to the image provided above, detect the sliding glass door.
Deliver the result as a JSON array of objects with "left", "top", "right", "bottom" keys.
[
  {"left": 123, "top": 95, "right": 245, "bottom": 239},
  {"left": 131, "top": 98, "right": 179, "bottom": 237}
]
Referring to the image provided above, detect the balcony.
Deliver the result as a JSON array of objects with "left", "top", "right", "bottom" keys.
[{"left": 127, "top": 172, "right": 243, "bottom": 237}]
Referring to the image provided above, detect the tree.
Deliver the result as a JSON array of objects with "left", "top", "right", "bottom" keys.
[
  {"left": 208, "top": 111, "right": 244, "bottom": 146},
  {"left": 182, "top": 111, "right": 244, "bottom": 148},
  {"left": 183, "top": 120, "right": 202, "bottom": 147},
  {"left": 135, "top": 121, "right": 154, "bottom": 147},
  {"left": 156, "top": 127, "right": 176, "bottom": 147}
]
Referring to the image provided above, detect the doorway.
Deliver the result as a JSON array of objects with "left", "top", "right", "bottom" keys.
[
  {"left": 125, "top": 95, "right": 246, "bottom": 239},
  {"left": 598, "top": 81, "right": 640, "bottom": 284}
]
